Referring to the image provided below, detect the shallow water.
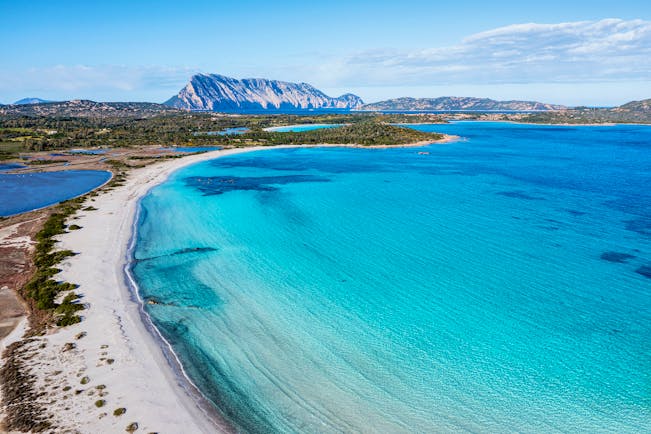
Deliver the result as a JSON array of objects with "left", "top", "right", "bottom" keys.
[
  {"left": 193, "top": 128, "right": 250, "bottom": 136},
  {"left": 0, "top": 170, "right": 111, "bottom": 216},
  {"left": 69, "top": 148, "right": 108, "bottom": 155},
  {"left": 133, "top": 122, "right": 651, "bottom": 432}
]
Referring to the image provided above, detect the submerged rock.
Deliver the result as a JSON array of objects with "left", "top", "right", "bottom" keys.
[
  {"left": 635, "top": 265, "right": 651, "bottom": 279},
  {"left": 600, "top": 251, "right": 636, "bottom": 263}
]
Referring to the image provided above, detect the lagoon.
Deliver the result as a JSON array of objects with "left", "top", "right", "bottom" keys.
[
  {"left": 0, "top": 163, "right": 26, "bottom": 172},
  {"left": 0, "top": 170, "right": 111, "bottom": 216}
]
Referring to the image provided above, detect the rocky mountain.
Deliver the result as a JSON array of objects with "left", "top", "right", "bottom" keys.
[
  {"left": 13, "top": 97, "right": 54, "bottom": 105},
  {"left": 165, "top": 73, "right": 364, "bottom": 111},
  {"left": 614, "top": 98, "right": 651, "bottom": 113},
  {"left": 0, "top": 100, "right": 178, "bottom": 118},
  {"left": 493, "top": 98, "right": 651, "bottom": 124},
  {"left": 362, "top": 97, "right": 566, "bottom": 111}
]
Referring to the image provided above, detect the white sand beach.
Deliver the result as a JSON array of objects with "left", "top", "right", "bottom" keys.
[
  {"left": 0, "top": 138, "right": 455, "bottom": 433},
  {"left": 0, "top": 147, "right": 266, "bottom": 433}
]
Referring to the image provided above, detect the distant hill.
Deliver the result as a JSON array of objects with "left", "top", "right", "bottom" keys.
[
  {"left": 13, "top": 97, "right": 55, "bottom": 105},
  {"left": 614, "top": 98, "right": 651, "bottom": 114},
  {"left": 0, "top": 100, "right": 179, "bottom": 118},
  {"left": 165, "top": 73, "right": 364, "bottom": 111},
  {"left": 488, "top": 98, "right": 651, "bottom": 124},
  {"left": 362, "top": 96, "right": 566, "bottom": 111}
]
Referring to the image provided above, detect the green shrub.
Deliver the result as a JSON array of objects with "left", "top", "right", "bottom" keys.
[
  {"left": 61, "top": 292, "right": 79, "bottom": 303},
  {"left": 21, "top": 201, "right": 87, "bottom": 327},
  {"left": 57, "top": 314, "right": 82, "bottom": 327},
  {"left": 56, "top": 301, "right": 83, "bottom": 315},
  {"left": 113, "top": 407, "right": 126, "bottom": 416}
]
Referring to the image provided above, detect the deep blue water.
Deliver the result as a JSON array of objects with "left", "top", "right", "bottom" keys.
[
  {"left": 0, "top": 170, "right": 111, "bottom": 216},
  {"left": 132, "top": 122, "right": 650, "bottom": 432}
]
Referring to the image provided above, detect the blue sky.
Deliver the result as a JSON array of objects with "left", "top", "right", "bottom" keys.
[{"left": 1, "top": 0, "right": 650, "bottom": 105}]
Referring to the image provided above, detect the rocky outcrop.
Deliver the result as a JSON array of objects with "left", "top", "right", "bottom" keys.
[
  {"left": 165, "top": 73, "right": 364, "bottom": 111},
  {"left": 615, "top": 98, "right": 651, "bottom": 113},
  {"left": 362, "top": 97, "right": 566, "bottom": 111}
]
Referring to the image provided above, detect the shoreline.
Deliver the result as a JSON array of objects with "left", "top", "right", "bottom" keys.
[
  {"left": 1, "top": 138, "right": 455, "bottom": 432},
  {"left": 123, "top": 187, "right": 235, "bottom": 432},
  {"left": 299, "top": 135, "right": 460, "bottom": 148},
  {"left": 1, "top": 148, "right": 269, "bottom": 432},
  {"left": 44, "top": 146, "right": 275, "bottom": 432}
]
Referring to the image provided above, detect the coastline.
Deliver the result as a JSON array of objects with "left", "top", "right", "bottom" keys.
[
  {"left": 0, "top": 138, "right": 455, "bottom": 432},
  {"left": 0, "top": 148, "right": 249, "bottom": 432},
  {"left": 306, "top": 135, "right": 460, "bottom": 148}
]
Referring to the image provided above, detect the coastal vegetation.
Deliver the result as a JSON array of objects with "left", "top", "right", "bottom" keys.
[
  {"left": 21, "top": 197, "right": 87, "bottom": 329},
  {"left": 233, "top": 121, "right": 444, "bottom": 146},
  {"left": 0, "top": 113, "right": 444, "bottom": 159},
  {"left": 0, "top": 339, "right": 53, "bottom": 431},
  {"left": 513, "top": 105, "right": 651, "bottom": 124},
  {"left": 444, "top": 102, "right": 651, "bottom": 124},
  {"left": 2, "top": 98, "right": 650, "bottom": 160},
  {"left": 2, "top": 99, "right": 650, "bottom": 161}
]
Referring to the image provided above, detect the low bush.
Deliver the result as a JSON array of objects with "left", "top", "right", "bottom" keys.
[{"left": 113, "top": 407, "right": 126, "bottom": 416}]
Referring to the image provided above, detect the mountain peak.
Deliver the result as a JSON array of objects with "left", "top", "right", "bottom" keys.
[{"left": 165, "top": 73, "right": 363, "bottom": 111}]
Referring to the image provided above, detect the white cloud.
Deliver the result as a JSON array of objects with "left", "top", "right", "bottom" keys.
[
  {"left": 2, "top": 19, "right": 650, "bottom": 104},
  {"left": 328, "top": 19, "right": 651, "bottom": 86}
]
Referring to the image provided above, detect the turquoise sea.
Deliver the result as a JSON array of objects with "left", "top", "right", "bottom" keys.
[{"left": 132, "top": 122, "right": 650, "bottom": 432}]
